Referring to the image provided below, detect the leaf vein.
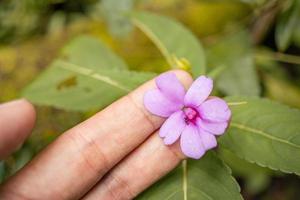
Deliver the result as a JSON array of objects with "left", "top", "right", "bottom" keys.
[
  {"left": 231, "top": 122, "right": 300, "bottom": 149},
  {"left": 58, "top": 61, "right": 131, "bottom": 92}
]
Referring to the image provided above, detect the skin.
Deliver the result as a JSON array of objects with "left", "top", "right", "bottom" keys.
[{"left": 0, "top": 70, "right": 193, "bottom": 200}]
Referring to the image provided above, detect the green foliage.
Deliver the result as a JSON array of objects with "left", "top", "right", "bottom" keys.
[
  {"left": 221, "top": 96, "right": 300, "bottom": 175},
  {"left": 23, "top": 60, "right": 154, "bottom": 111},
  {"left": 255, "top": 48, "right": 300, "bottom": 108},
  {"left": 293, "top": 20, "right": 300, "bottom": 47},
  {"left": 0, "top": 0, "right": 98, "bottom": 43},
  {"left": 275, "top": 0, "right": 300, "bottom": 51},
  {"left": 207, "top": 31, "right": 260, "bottom": 96},
  {"left": 61, "top": 36, "right": 128, "bottom": 70},
  {"left": 98, "top": 0, "right": 133, "bottom": 38},
  {"left": 137, "top": 153, "right": 242, "bottom": 200},
  {"left": 22, "top": 36, "right": 154, "bottom": 111},
  {"left": 264, "top": 74, "right": 300, "bottom": 109},
  {"left": 0, "top": 161, "right": 4, "bottom": 183},
  {"left": 219, "top": 148, "right": 275, "bottom": 194},
  {"left": 131, "top": 11, "right": 206, "bottom": 76},
  {"left": 10, "top": 146, "right": 33, "bottom": 175},
  {"left": 5, "top": 3, "right": 300, "bottom": 199}
]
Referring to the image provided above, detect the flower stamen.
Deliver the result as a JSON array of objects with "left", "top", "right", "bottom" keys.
[{"left": 183, "top": 107, "right": 198, "bottom": 124}]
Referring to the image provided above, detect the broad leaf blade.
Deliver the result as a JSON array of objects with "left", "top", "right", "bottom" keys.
[
  {"left": 100, "top": 0, "right": 133, "bottom": 38},
  {"left": 22, "top": 60, "right": 154, "bottom": 111},
  {"left": 0, "top": 161, "right": 4, "bottom": 183},
  {"left": 275, "top": 0, "right": 300, "bottom": 51},
  {"left": 221, "top": 96, "right": 300, "bottom": 175},
  {"left": 137, "top": 153, "right": 242, "bottom": 200},
  {"left": 207, "top": 31, "right": 260, "bottom": 96},
  {"left": 219, "top": 148, "right": 274, "bottom": 194},
  {"left": 132, "top": 11, "right": 206, "bottom": 76},
  {"left": 61, "top": 35, "right": 128, "bottom": 70}
]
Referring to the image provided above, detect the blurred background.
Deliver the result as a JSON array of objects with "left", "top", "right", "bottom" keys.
[{"left": 0, "top": 0, "right": 300, "bottom": 199}]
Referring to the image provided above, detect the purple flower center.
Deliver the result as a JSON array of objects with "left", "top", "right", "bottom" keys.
[{"left": 183, "top": 107, "right": 198, "bottom": 124}]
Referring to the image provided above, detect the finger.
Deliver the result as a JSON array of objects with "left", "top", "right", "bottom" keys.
[
  {"left": 0, "top": 70, "right": 192, "bottom": 200},
  {"left": 0, "top": 99, "right": 36, "bottom": 159},
  {"left": 83, "top": 131, "right": 184, "bottom": 200}
]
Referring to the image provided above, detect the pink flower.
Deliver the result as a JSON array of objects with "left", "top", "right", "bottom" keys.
[{"left": 144, "top": 72, "right": 231, "bottom": 159}]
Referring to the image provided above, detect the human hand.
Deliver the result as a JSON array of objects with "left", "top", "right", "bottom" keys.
[{"left": 0, "top": 70, "right": 192, "bottom": 200}]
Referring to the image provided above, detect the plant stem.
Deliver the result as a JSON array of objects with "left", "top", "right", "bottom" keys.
[
  {"left": 182, "top": 160, "right": 187, "bottom": 200},
  {"left": 255, "top": 51, "right": 300, "bottom": 65}
]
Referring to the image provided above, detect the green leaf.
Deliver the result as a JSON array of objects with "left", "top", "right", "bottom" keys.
[
  {"left": 275, "top": 0, "right": 300, "bottom": 51},
  {"left": 22, "top": 60, "right": 154, "bottom": 111},
  {"left": 131, "top": 11, "right": 206, "bottom": 76},
  {"left": 292, "top": 20, "right": 300, "bottom": 47},
  {"left": 0, "top": 161, "right": 4, "bottom": 183},
  {"left": 264, "top": 74, "right": 300, "bottom": 109},
  {"left": 219, "top": 148, "right": 274, "bottom": 194},
  {"left": 99, "top": 0, "right": 133, "bottom": 38},
  {"left": 137, "top": 152, "right": 242, "bottom": 200},
  {"left": 11, "top": 146, "right": 33, "bottom": 174},
  {"left": 207, "top": 31, "right": 260, "bottom": 96},
  {"left": 221, "top": 96, "right": 300, "bottom": 175},
  {"left": 61, "top": 35, "right": 128, "bottom": 70},
  {"left": 23, "top": 35, "right": 154, "bottom": 111}
]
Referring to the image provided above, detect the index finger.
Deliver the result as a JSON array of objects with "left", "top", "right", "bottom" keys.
[{"left": 0, "top": 70, "right": 193, "bottom": 200}]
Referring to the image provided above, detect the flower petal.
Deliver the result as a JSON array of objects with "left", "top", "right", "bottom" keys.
[
  {"left": 180, "top": 125, "right": 205, "bottom": 159},
  {"left": 159, "top": 111, "right": 186, "bottom": 145},
  {"left": 184, "top": 76, "right": 213, "bottom": 107},
  {"left": 144, "top": 89, "right": 183, "bottom": 117},
  {"left": 196, "top": 118, "right": 229, "bottom": 135},
  {"left": 199, "top": 128, "right": 217, "bottom": 150},
  {"left": 156, "top": 72, "right": 185, "bottom": 104},
  {"left": 198, "top": 97, "right": 231, "bottom": 122}
]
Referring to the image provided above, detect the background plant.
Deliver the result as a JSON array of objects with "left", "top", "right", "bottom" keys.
[{"left": 1, "top": 0, "right": 300, "bottom": 199}]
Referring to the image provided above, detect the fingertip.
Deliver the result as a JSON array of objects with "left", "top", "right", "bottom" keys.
[
  {"left": 18, "top": 99, "right": 37, "bottom": 129},
  {"left": 0, "top": 99, "right": 36, "bottom": 159},
  {"left": 3, "top": 99, "right": 37, "bottom": 133}
]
